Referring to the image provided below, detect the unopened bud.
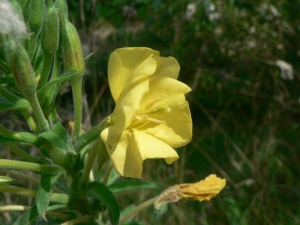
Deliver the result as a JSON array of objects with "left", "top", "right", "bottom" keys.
[
  {"left": 5, "top": 40, "right": 37, "bottom": 96},
  {"left": 54, "top": 0, "right": 68, "bottom": 22},
  {"left": 0, "top": 176, "right": 14, "bottom": 186},
  {"left": 61, "top": 17, "right": 85, "bottom": 75},
  {"left": 41, "top": 0, "right": 59, "bottom": 55},
  {"left": 28, "top": 0, "right": 45, "bottom": 33}
]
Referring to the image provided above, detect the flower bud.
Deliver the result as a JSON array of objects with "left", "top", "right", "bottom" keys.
[
  {"left": 5, "top": 39, "right": 37, "bottom": 96},
  {"left": 0, "top": 176, "right": 14, "bottom": 186},
  {"left": 54, "top": 0, "right": 68, "bottom": 22},
  {"left": 28, "top": 0, "right": 45, "bottom": 33},
  {"left": 61, "top": 17, "right": 84, "bottom": 75},
  {"left": 41, "top": 0, "right": 59, "bottom": 55}
]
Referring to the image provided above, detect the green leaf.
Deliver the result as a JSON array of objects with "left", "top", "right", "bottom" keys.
[
  {"left": 14, "top": 205, "right": 40, "bottom": 225},
  {"left": 37, "top": 71, "right": 78, "bottom": 96},
  {"left": 36, "top": 172, "right": 65, "bottom": 219},
  {"left": 81, "top": 182, "right": 119, "bottom": 225},
  {"left": 0, "top": 96, "right": 16, "bottom": 112},
  {"left": 38, "top": 122, "right": 75, "bottom": 154},
  {"left": 108, "top": 180, "right": 163, "bottom": 194}
]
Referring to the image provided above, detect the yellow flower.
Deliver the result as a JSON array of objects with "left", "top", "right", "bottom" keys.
[
  {"left": 101, "top": 47, "right": 192, "bottom": 178},
  {"left": 154, "top": 174, "right": 226, "bottom": 210}
]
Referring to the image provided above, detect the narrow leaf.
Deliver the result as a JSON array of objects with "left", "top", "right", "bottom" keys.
[
  {"left": 38, "top": 71, "right": 78, "bottom": 96},
  {"left": 108, "top": 180, "right": 163, "bottom": 194},
  {"left": 36, "top": 172, "right": 65, "bottom": 219},
  {"left": 14, "top": 205, "right": 40, "bottom": 225},
  {"left": 38, "top": 122, "right": 75, "bottom": 154},
  {"left": 81, "top": 182, "right": 119, "bottom": 225}
]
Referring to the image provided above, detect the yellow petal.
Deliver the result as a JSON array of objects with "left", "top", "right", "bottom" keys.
[
  {"left": 100, "top": 126, "right": 144, "bottom": 178},
  {"left": 179, "top": 174, "right": 226, "bottom": 201},
  {"left": 108, "top": 47, "right": 159, "bottom": 102},
  {"left": 113, "top": 80, "right": 149, "bottom": 134},
  {"left": 140, "top": 76, "right": 191, "bottom": 110},
  {"left": 153, "top": 56, "right": 180, "bottom": 79},
  {"left": 132, "top": 129, "right": 179, "bottom": 164},
  {"left": 135, "top": 77, "right": 192, "bottom": 147}
]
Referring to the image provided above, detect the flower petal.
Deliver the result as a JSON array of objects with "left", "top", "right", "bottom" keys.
[
  {"left": 144, "top": 95, "right": 192, "bottom": 148},
  {"left": 100, "top": 126, "right": 144, "bottom": 178},
  {"left": 113, "top": 80, "right": 149, "bottom": 133},
  {"left": 153, "top": 56, "right": 180, "bottom": 79},
  {"left": 135, "top": 77, "right": 192, "bottom": 147},
  {"left": 108, "top": 47, "right": 159, "bottom": 102},
  {"left": 132, "top": 129, "right": 179, "bottom": 164}
]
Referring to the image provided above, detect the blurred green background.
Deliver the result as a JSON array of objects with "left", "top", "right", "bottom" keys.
[{"left": 67, "top": 0, "right": 300, "bottom": 224}]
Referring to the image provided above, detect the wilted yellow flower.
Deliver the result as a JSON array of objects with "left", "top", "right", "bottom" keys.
[
  {"left": 154, "top": 174, "right": 226, "bottom": 210},
  {"left": 179, "top": 174, "right": 226, "bottom": 201},
  {"left": 101, "top": 47, "right": 192, "bottom": 178}
]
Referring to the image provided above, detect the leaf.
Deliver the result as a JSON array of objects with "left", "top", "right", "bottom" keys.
[
  {"left": 38, "top": 122, "right": 75, "bottom": 154},
  {"left": 0, "top": 96, "right": 16, "bottom": 112},
  {"left": 38, "top": 71, "right": 78, "bottom": 96},
  {"left": 81, "top": 182, "right": 120, "bottom": 225},
  {"left": 108, "top": 180, "right": 163, "bottom": 194},
  {"left": 14, "top": 205, "right": 40, "bottom": 225},
  {"left": 36, "top": 172, "right": 65, "bottom": 219}
]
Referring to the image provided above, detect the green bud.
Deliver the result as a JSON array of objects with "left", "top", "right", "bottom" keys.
[
  {"left": 54, "top": 0, "right": 68, "bottom": 22},
  {"left": 28, "top": 0, "right": 45, "bottom": 33},
  {"left": 5, "top": 40, "right": 37, "bottom": 96},
  {"left": 61, "top": 17, "right": 85, "bottom": 75},
  {"left": 17, "top": 0, "right": 27, "bottom": 9},
  {"left": 10, "top": 0, "right": 25, "bottom": 21},
  {"left": 0, "top": 176, "right": 15, "bottom": 187},
  {"left": 41, "top": 0, "right": 59, "bottom": 55}
]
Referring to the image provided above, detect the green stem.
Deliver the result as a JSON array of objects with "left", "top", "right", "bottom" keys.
[
  {"left": 74, "top": 117, "right": 108, "bottom": 152},
  {"left": 7, "top": 145, "right": 44, "bottom": 164},
  {"left": 102, "top": 162, "right": 113, "bottom": 185},
  {"left": 0, "top": 185, "right": 36, "bottom": 197},
  {"left": 78, "top": 138, "right": 101, "bottom": 190},
  {"left": 0, "top": 159, "right": 64, "bottom": 174},
  {"left": 25, "top": 92, "right": 50, "bottom": 133},
  {"left": 0, "top": 186, "right": 70, "bottom": 204},
  {"left": 38, "top": 52, "right": 53, "bottom": 89},
  {"left": 0, "top": 125, "right": 37, "bottom": 144},
  {"left": 119, "top": 197, "right": 158, "bottom": 224},
  {"left": 70, "top": 77, "right": 83, "bottom": 139},
  {"left": 61, "top": 215, "right": 94, "bottom": 225},
  {"left": 22, "top": 114, "right": 38, "bottom": 134},
  {"left": 0, "top": 205, "right": 70, "bottom": 221}
]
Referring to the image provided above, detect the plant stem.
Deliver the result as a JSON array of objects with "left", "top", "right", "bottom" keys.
[
  {"left": 78, "top": 138, "right": 100, "bottom": 190},
  {"left": 0, "top": 126, "right": 37, "bottom": 144},
  {"left": 0, "top": 159, "right": 64, "bottom": 174},
  {"left": 70, "top": 77, "right": 83, "bottom": 139},
  {"left": 74, "top": 117, "right": 108, "bottom": 152},
  {"left": 61, "top": 215, "right": 94, "bottom": 225},
  {"left": 0, "top": 185, "right": 36, "bottom": 197},
  {"left": 7, "top": 145, "right": 44, "bottom": 164},
  {"left": 0, "top": 205, "right": 70, "bottom": 220},
  {"left": 102, "top": 162, "right": 113, "bottom": 185},
  {"left": 25, "top": 92, "right": 50, "bottom": 133},
  {"left": 119, "top": 197, "right": 158, "bottom": 224},
  {"left": 0, "top": 186, "right": 70, "bottom": 204}
]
